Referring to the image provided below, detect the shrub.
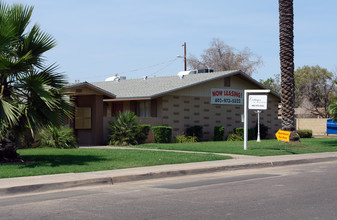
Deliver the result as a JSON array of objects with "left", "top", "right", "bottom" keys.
[
  {"left": 233, "top": 127, "right": 244, "bottom": 137},
  {"left": 227, "top": 133, "right": 243, "bottom": 141},
  {"left": 109, "top": 111, "right": 149, "bottom": 146},
  {"left": 135, "top": 124, "right": 151, "bottom": 144},
  {"left": 213, "top": 126, "right": 225, "bottom": 141},
  {"left": 248, "top": 128, "right": 256, "bottom": 140},
  {"left": 152, "top": 126, "right": 172, "bottom": 143},
  {"left": 175, "top": 135, "right": 198, "bottom": 143},
  {"left": 297, "top": 129, "right": 312, "bottom": 138},
  {"left": 254, "top": 123, "right": 269, "bottom": 139},
  {"left": 185, "top": 125, "right": 203, "bottom": 141},
  {"left": 233, "top": 127, "right": 255, "bottom": 140},
  {"left": 38, "top": 126, "right": 77, "bottom": 149}
]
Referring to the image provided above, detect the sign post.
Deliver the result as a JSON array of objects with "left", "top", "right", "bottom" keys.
[
  {"left": 244, "top": 90, "right": 270, "bottom": 150},
  {"left": 255, "top": 110, "right": 261, "bottom": 142}
]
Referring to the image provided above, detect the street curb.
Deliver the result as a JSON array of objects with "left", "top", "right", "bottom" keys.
[
  {"left": 1, "top": 156, "right": 337, "bottom": 196},
  {"left": 111, "top": 157, "right": 337, "bottom": 183},
  {"left": 0, "top": 177, "right": 113, "bottom": 196}
]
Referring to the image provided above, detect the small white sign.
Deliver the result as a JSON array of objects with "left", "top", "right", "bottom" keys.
[
  {"left": 211, "top": 88, "right": 243, "bottom": 105},
  {"left": 248, "top": 95, "right": 268, "bottom": 110}
]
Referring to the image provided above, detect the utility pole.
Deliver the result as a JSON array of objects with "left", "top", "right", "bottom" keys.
[{"left": 182, "top": 42, "right": 186, "bottom": 71}]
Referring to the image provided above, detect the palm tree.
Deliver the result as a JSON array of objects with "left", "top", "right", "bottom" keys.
[
  {"left": 279, "top": 0, "right": 299, "bottom": 141},
  {"left": 279, "top": 0, "right": 295, "bottom": 130},
  {"left": 0, "top": 2, "right": 72, "bottom": 161}
]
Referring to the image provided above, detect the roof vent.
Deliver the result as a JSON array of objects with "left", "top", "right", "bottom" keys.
[
  {"left": 143, "top": 76, "right": 148, "bottom": 80},
  {"left": 179, "top": 75, "right": 184, "bottom": 79}
]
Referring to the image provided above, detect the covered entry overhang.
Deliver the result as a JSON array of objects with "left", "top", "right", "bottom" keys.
[{"left": 65, "top": 82, "right": 116, "bottom": 145}]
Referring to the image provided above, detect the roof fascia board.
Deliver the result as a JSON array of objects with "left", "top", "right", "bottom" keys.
[
  {"left": 234, "top": 70, "right": 281, "bottom": 99},
  {"left": 103, "top": 97, "right": 152, "bottom": 102},
  {"left": 65, "top": 82, "right": 116, "bottom": 99}
]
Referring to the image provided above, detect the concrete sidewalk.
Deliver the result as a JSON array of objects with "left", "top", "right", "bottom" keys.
[{"left": 1, "top": 151, "right": 337, "bottom": 196}]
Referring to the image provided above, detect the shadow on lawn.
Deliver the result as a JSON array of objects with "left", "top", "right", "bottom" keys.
[
  {"left": 312, "top": 140, "right": 337, "bottom": 147},
  {"left": 249, "top": 146, "right": 298, "bottom": 155},
  {"left": 20, "top": 155, "right": 107, "bottom": 168}
]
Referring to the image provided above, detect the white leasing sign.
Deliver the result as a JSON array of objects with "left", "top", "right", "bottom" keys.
[
  {"left": 211, "top": 88, "right": 243, "bottom": 105},
  {"left": 248, "top": 95, "right": 268, "bottom": 110}
]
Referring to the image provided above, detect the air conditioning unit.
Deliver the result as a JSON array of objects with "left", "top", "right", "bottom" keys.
[
  {"left": 197, "top": 69, "right": 214, "bottom": 74},
  {"left": 177, "top": 70, "right": 197, "bottom": 77}
]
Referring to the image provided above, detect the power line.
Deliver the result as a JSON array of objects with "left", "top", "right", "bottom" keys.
[
  {"left": 83, "top": 58, "right": 179, "bottom": 80},
  {"left": 147, "top": 58, "right": 179, "bottom": 77},
  {"left": 119, "top": 58, "right": 178, "bottom": 75}
]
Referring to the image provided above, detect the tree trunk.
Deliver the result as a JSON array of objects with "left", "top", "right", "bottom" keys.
[
  {"left": 279, "top": 0, "right": 295, "bottom": 130},
  {"left": 279, "top": 0, "right": 299, "bottom": 141},
  {"left": 0, "top": 135, "right": 21, "bottom": 163}
]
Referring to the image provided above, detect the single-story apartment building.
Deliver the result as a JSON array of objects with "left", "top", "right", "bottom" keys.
[{"left": 66, "top": 70, "right": 281, "bottom": 145}]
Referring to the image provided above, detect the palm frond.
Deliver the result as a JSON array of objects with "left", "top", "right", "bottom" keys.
[
  {"left": 0, "top": 2, "right": 72, "bottom": 147},
  {"left": 36, "top": 64, "right": 67, "bottom": 88},
  {"left": 6, "top": 3, "right": 33, "bottom": 36},
  {"left": 0, "top": 90, "right": 21, "bottom": 128},
  {"left": 0, "top": 50, "right": 33, "bottom": 75},
  {"left": 20, "top": 24, "right": 56, "bottom": 69}
]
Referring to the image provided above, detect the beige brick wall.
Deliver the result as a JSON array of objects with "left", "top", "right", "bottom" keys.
[
  {"left": 296, "top": 118, "right": 327, "bottom": 135},
  {"left": 161, "top": 94, "right": 280, "bottom": 140}
]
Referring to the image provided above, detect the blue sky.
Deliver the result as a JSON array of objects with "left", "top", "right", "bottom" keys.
[{"left": 7, "top": 0, "right": 337, "bottom": 83}]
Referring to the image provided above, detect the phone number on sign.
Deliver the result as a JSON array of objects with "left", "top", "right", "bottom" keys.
[{"left": 214, "top": 98, "right": 242, "bottom": 104}]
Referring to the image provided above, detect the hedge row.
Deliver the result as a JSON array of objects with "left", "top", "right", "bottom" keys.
[
  {"left": 153, "top": 125, "right": 226, "bottom": 143},
  {"left": 152, "top": 126, "right": 172, "bottom": 143},
  {"left": 297, "top": 129, "right": 312, "bottom": 138}
]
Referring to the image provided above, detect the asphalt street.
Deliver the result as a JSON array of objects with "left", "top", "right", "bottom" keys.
[{"left": 1, "top": 160, "right": 337, "bottom": 220}]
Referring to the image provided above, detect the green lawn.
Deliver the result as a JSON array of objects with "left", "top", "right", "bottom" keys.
[
  {"left": 0, "top": 148, "right": 230, "bottom": 178},
  {"left": 2, "top": 138, "right": 336, "bottom": 179},
  {"left": 138, "top": 138, "right": 337, "bottom": 156}
]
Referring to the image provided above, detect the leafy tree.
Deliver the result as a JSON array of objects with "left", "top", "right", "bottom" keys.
[
  {"left": 328, "top": 94, "right": 337, "bottom": 122},
  {"left": 259, "top": 74, "right": 281, "bottom": 93},
  {"left": 187, "top": 38, "right": 262, "bottom": 76},
  {"left": 260, "top": 66, "right": 336, "bottom": 118},
  {"left": 0, "top": 2, "right": 72, "bottom": 162},
  {"left": 294, "top": 65, "right": 336, "bottom": 117},
  {"left": 279, "top": 0, "right": 296, "bottom": 132}
]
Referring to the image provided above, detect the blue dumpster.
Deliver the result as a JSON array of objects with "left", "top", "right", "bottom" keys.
[{"left": 327, "top": 119, "right": 337, "bottom": 134}]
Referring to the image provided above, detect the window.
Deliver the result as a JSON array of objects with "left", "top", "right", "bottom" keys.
[
  {"left": 75, "top": 107, "right": 91, "bottom": 129},
  {"left": 137, "top": 101, "right": 151, "bottom": 117}
]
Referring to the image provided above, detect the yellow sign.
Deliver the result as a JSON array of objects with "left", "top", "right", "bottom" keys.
[{"left": 275, "top": 129, "right": 291, "bottom": 142}]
